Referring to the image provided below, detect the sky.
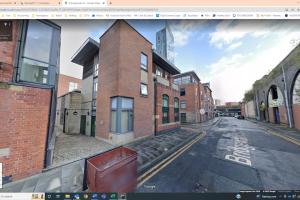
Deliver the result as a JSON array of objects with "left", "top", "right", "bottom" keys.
[{"left": 55, "top": 19, "right": 300, "bottom": 103}]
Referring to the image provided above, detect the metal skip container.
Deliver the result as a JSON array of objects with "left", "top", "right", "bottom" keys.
[{"left": 87, "top": 147, "right": 138, "bottom": 193}]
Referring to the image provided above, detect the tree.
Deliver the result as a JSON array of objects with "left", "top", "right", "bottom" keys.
[{"left": 243, "top": 89, "right": 254, "bottom": 102}]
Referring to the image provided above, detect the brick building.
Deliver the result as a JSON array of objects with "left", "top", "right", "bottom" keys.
[
  {"left": 71, "top": 20, "right": 181, "bottom": 145},
  {"left": 57, "top": 74, "right": 82, "bottom": 97},
  {"left": 173, "top": 71, "right": 201, "bottom": 123},
  {"left": 0, "top": 20, "right": 60, "bottom": 182},
  {"left": 173, "top": 71, "right": 215, "bottom": 123},
  {"left": 202, "top": 83, "right": 214, "bottom": 120}
]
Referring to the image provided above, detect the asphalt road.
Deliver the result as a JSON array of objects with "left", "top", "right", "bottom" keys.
[{"left": 137, "top": 117, "right": 300, "bottom": 192}]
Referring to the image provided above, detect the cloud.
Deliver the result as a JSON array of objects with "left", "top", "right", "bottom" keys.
[
  {"left": 200, "top": 28, "right": 300, "bottom": 103},
  {"left": 209, "top": 20, "right": 274, "bottom": 49},
  {"left": 226, "top": 41, "right": 243, "bottom": 51},
  {"left": 169, "top": 20, "right": 207, "bottom": 47}
]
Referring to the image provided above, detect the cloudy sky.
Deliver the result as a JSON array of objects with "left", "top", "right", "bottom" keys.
[{"left": 56, "top": 19, "right": 300, "bottom": 103}]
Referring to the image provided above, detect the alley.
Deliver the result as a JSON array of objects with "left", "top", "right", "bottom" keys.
[{"left": 137, "top": 117, "right": 300, "bottom": 192}]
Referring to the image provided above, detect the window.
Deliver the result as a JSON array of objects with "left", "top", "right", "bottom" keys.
[
  {"left": 68, "top": 82, "right": 78, "bottom": 92},
  {"left": 94, "top": 64, "right": 99, "bottom": 77},
  {"left": 18, "top": 20, "right": 60, "bottom": 86},
  {"left": 140, "top": 83, "right": 148, "bottom": 96},
  {"left": 174, "top": 97, "right": 179, "bottom": 122},
  {"left": 180, "top": 88, "right": 185, "bottom": 96},
  {"left": 140, "top": 53, "right": 148, "bottom": 71},
  {"left": 92, "top": 78, "right": 98, "bottom": 110},
  {"left": 111, "top": 97, "right": 133, "bottom": 133},
  {"left": 181, "top": 113, "right": 187, "bottom": 123},
  {"left": 162, "top": 94, "right": 169, "bottom": 124},
  {"left": 181, "top": 100, "right": 187, "bottom": 109},
  {"left": 182, "top": 76, "right": 191, "bottom": 84},
  {"left": 156, "top": 67, "right": 163, "bottom": 77}
]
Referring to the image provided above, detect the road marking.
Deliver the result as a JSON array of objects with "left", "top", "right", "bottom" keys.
[
  {"left": 225, "top": 136, "right": 252, "bottom": 166},
  {"left": 267, "top": 130, "right": 300, "bottom": 146},
  {"left": 137, "top": 133, "right": 205, "bottom": 187}
]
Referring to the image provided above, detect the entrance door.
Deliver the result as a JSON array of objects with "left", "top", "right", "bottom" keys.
[
  {"left": 181, "top": 113, "right": 187, "bottom": 123},
  {"left": 91, "top": 116, "right": 96, "bottom": 137},
  {"left": 80, "top": 115, "right": 86, "bottom": 135},
  {"left": 273, "top": 107, "right": 280, "bottom": 124}
]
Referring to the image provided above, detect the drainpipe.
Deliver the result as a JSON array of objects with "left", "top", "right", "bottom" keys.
[
  {"left": 154, "top": 78, "right": 157, "bottom": 136},
  {"left": 255, "top": 90, "right": 260, "bottom": 121},
  {"left": 282, "top": 65, "right": 292, "bottom": 128}
]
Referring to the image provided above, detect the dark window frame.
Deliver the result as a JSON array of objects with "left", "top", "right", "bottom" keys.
[
  {"left": 140, "top": 52, "right": 148, "bottom": 71},
  {"left": 15, "top": 20, "right": 60, "bottom": 87},
  {"left": 162, "top": 94, "right": 169, "bottom": 124},
  {"left": 110, "top": 96, "right": 134, "bottom": 134},
  {"left": 174, "top": 97, "right": 179, "bottom": 122},
  {"left": 180, "top": 88, "right": 186, "bottom": 96},
  {"left": 140, "top": 83, "right": 148, "bottom": 96}
]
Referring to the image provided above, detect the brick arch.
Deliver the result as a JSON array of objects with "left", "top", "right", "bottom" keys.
[
  {"left": 266, "top": 85, "right": 287, "bottom": 124},
  {"left": 291, "top": 70, "right": 300, "bottom": 130}
]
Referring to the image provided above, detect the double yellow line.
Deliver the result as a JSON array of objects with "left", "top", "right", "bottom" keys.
[
  {"left": 267, "top": 129, "right": 300, "bottom": 146},
  {"left": 137, "top": 133, "right": 205, "bottom": 187}
]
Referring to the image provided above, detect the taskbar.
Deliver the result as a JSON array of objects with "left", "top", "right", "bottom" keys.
[{"left": 0, "top": 191, "right": 300, "bottom": 200}]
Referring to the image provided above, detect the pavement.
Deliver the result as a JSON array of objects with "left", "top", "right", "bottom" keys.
[
  {"left": 137, "top": 117, "right": 300, "bottom": 192},
  {"left": 126, "top": 127, "right": 202, "bottom": 175},
  {"left": 247, "top": 118, "right": 300, "bottom": 143},
  {"left": 53, "top": 133, "right": 114, "bottom": 167}
]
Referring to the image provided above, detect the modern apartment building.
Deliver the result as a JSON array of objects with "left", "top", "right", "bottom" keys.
[
  {"left": 0, "top": 20, "right": 61, "bottom": 182},
  {"left": 173, "top": 71, "right": 214, "bottom": 123},
  {"left": 71, "top": 37, "right": 99, "bottom": 137},
  {"left": 173, "top": 71, "right": 202, "bottom": 123},
  {"left": 71, "top": 20, "right": 181, "bottom": 145}
]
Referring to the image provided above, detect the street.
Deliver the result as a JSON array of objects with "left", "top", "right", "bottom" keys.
[{"left": 137, "top": 117, "right": 300, "bottom": 192}]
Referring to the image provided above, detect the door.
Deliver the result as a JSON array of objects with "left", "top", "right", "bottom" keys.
[
  {"left": 274, "top": 107, "right": 280, "bottom": 124},
  {"left": 91, "top": 116, "right": 96, "bottom": 137},
  {"left": 80, "top": 115, "right": 86, "bottom": 135},
  {"left": 181, "top": 113, "right": 187, "bottom": 123}
]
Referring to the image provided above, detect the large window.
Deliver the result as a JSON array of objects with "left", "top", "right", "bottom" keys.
[
  {"left": 18, "top": 20, "right": 60, "bottom": 86},
  {"left": 111, "top": 97, "right": 133, "bottom": 133},
  {"left": 162, "top": 94, "right": 169, "bottom": 124},
  {"left": 140, "top": 53, "right": 148, "bottom": 71},
  {"left": 174, "top": 97, "right": 179, "bottom": 122}
]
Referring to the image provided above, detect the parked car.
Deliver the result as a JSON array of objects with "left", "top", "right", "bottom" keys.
[{"left": 237, "top": 115, "right": 245, "bottom": 119}]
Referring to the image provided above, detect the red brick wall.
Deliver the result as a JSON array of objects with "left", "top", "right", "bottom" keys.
[
  {"left": 96, "top": 20, "right": 154, "bottom": 141},
  {"left": 155, "top": 83, "right": 180, "bottom": 132},
  {"left": 57, "top": 74, "right": 82, "bottom": 97},
  {"left": 268, "top": 107, "right": 275, "bottom": 123},
  {"left": 179, "top": 83, "right": 200, "bottom": 123},
  {"left": 0, "top": 21, "right": 18, "bottom": 82},
  {"left": 268, "top": 106, "right": 288, "bottom": 125},
  {"left": 0, "top": 20, "right": 51, "bottom": 182},
  {"left": 279, "top": 105, "right": 288, "bottom": 125},
  {"left": 293, "top": 104, "right": 300, "bottom": 130},
  {"left": 0, "top": 84, "right": 50, "bottom": 181}
]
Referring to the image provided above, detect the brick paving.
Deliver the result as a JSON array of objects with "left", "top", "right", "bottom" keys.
[{"left": 53, "top": 133, "right": 114, "bottom": 167}]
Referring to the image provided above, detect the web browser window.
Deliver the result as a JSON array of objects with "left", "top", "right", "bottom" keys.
[{"left": 0, "top": 1, "right": 300, "bottom": 200}]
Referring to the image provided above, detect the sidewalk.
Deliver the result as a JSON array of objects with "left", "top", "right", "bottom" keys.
[
  {"left": 247, "top": 118, "right": 300, "bottom": 143},
  {"left": 181, "top": 117, "right": 221, "bottom": 132},
  {"left": 126, "top": 128, "right": 201, "bottom": 175}
]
